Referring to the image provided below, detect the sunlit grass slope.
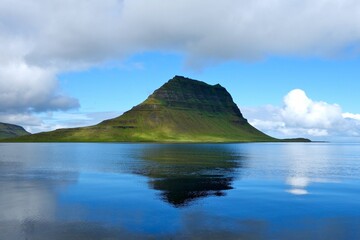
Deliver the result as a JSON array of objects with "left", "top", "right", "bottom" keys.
[{"left": 9, "top": 76, "right": 302, "bottom": 142}]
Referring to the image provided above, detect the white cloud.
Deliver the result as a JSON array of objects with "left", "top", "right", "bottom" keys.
[
  {"left": 2, "top": 0, "right": 360, "bottom": 67},
  {"left": 1, "top": 0, "right": 360, "bottom": 126},
  {"left": 33, "top": 111, "right": 121, "bottom": 133},
  {"left": 243, "top": 89, "right": 360, "bottom": 139},
  {"left": 281, "top": 89, "right": 343, "bottom": 129},
  {"left": 343, "top": 113, "right": 360, "bottom": 121},
  {"left": 0, "top": 113, "right": 42, "bottom": 127},
  {"left": 0, "top": 61, "right": 79, "bottom": 113},
  {"left": 306, "top": 129, "right": 329, "bottom": 137},
  {"left": 118, "top": 0, "right": 360, "bottom": 64}
]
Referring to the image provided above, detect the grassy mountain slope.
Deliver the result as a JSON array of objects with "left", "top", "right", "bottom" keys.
[
  {"left": 0, "top": 122, "right": 30, "bottom": 139},
  {"left": 8, "top": 76, "right": 300, "bottom": 142}
]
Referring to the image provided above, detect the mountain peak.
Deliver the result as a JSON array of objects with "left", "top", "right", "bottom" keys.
[
  {"left": 168, "top": 75, "right": 222, "bottom": 88},
  {"left": 7, "top": 76, "right": 287, "bottom": 142},
  {"left": 145, "top": 76, "right": 245, "bottom": 120}
]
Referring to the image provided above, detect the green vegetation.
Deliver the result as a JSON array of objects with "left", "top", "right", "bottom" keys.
[
  {"left": 0, "top": 122, "right": 30, "bottom": 139},
  {"left": 6, "top": 76, "right": 309, "bottom": 143}
]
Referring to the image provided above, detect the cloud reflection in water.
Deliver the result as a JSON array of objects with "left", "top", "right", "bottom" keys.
[{"left": 282, "top": 144, "right": 339, "bottom": 196}]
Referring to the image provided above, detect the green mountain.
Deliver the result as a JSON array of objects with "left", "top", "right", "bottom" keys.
[
  {"left": 0, "top": 122, "right": 30, "bottom": 139},
  {"left": 8, "top": 76, "right": 309, "bottom": 142}
]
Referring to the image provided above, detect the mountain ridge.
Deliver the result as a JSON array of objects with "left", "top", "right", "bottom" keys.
[
  {"left": 0, "top": 122, "right": 30, "bottom": 139},
  {"left": 4, "top": 76, "right": 310, "bottom": 142}
]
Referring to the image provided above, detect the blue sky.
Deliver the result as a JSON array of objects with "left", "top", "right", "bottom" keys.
[
  {"left": 56, "top": 52, "right": 360, "bottom": 141},
  {"left": 60, "top": 53, "right": 360, "bottom": 113},
  {"left": 1, "top": 0, "right": 360, "bottom": 141}
]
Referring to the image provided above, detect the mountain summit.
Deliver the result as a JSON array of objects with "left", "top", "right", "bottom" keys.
[
  {"left": 143, "top": 75, "right": 247, "bottom": 122},
  {"left": 9, "top": 76, "right": 307, "bottom": 142}
]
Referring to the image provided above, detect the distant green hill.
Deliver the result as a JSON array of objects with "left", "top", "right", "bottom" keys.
[
  {"left": 0, "top": 122, "right": 30, "bottom": 139},
  {"left": 7, "top": 76, "right": 309, "bottom": 142}
]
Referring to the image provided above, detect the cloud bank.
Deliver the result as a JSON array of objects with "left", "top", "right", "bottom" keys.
[
  {"left": 244, "top": 89, "right": 360, "bottom": 139},
  {"left": 4, "top": 0, "right": 360, "bottom": 66},
  {"left": 1, "top": 0, "right": 360, "bottom": 130}
]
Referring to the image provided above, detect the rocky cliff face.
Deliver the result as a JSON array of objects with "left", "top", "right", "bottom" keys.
[
  {"left": 150, "top": 76, "right": 245, "bottom": 117},
  {"left": 131, "top": 76, "right": 247, "bottom": 124}
]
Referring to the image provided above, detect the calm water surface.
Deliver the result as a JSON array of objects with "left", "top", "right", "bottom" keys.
[{"left": 0, "top": 143, "right": 359, "bottom": 239}]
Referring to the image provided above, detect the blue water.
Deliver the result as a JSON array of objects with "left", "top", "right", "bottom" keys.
[{"left": 0, "top": 143, "right": 359, "bottom": 239}]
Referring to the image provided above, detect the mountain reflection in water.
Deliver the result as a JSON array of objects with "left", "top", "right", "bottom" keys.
[
  {"left": 133, "top": 144, "right": 245, "bottom": 207},
  {"left": 1, "top": 143, "right": 360, "bottom": 240}
]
